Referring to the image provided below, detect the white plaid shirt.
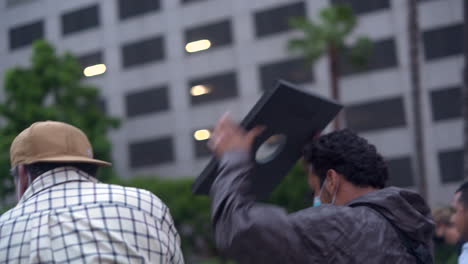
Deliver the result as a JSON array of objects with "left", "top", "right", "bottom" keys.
[{"left": 0, "top": 167, "right": 184, "bottom": 264}]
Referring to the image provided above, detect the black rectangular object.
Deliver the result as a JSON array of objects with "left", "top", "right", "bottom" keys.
[
  {"left": 62, "top": 5, "right": 100, "bottom": 36},
  {"left": 9, "top": 20, "right": 44, "bottom": 50},
  {"left": 192, "top": 80, "right": 342, "bottom": 198}
]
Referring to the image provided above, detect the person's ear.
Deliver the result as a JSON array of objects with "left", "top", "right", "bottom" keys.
[{"left": 325, "top": 169, "right": 339, "bottom": 193}]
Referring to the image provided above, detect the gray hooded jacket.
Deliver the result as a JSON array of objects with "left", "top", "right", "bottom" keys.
[{"left": 210, "top": 152, "right": 434, "bottom": 264}]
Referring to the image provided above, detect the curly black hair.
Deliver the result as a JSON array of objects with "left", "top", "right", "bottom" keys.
[{"left": 303, "top": 129, "right": 388, "bottom": 189}]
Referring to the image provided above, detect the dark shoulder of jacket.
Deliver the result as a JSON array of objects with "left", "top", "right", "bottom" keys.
[{"left": 288, "top": 205, "right": 376, "bottom": 252}]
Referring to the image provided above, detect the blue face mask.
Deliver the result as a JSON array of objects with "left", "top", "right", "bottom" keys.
[
  {"left": 313, "top": 177, "right": 339, "bottom": 206},
  {"left": 313, "top": 196, "right": 322, "bottom": 207},
  {"left": 313, "top": 178, "right": 327, "bottom": 207}
]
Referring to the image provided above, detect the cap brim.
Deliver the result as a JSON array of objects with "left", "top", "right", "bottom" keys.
[{"left": 31, "top": 155, "right": 112, "bottom": 167}]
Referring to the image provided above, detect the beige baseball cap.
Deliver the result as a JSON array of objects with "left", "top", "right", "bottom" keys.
[{"left": 10, "top": 121, "right": 112, "bottom": 167}]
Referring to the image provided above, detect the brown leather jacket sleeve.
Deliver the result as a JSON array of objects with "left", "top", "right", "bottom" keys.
[{"left": 209, "top": 151, "right": 315, "bottom": 264}]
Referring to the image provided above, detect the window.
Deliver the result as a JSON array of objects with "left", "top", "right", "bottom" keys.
[
  {"left": 78, "top": 51, "right": 106, "bottom": 77},
  {"left": 126, "top": 86, "right": 170, "bottom": 118},
  {"left": 78, "top": 51, "right": 103, "bottom": 69},
  {"left": 423, "top": 24, "right": 463, "bottom": 61},
  {"left": 9, "top": 20, "right": 44, "bottom": 50},
  {"left": 254, "top": 2, "right": 306, "bottom": 38},
  {"left": 98, "top": 98, "right": 107, "bottom": 114},
  {"left": 194, "top": 139, "right": 211, "bottom": 158},
  {"left": 6, "top": 0, "right": 36, "bottom": 7},
  {"left": 386, "top": 157, "right": 415, "bottom": 187},
  {"left": 121, "top": 36, "right": 165, "bottom": 68},
  {"left": 118, "top": 0, "right": 161, "bottom": 20},
  {"left": 6, "top": 0, "right": 38, "bottom": 7},
  {"left": 181, "top": 0, "right": 208, "bottom": 4},
  {"left": 62, "top": 5, "right": 100, "bottom": 36},
  {"left": 346, "top": 97, "right": 406, "bottom": 132},
  {"left": 192, "top": 128, "right": 212, "bottom": 158},
  {"left": 430, "top": 86, "right": 462, "bottom": 121},
  {"left": 189, "top": 71, "right": 238, "bottom": 105},
  {"left": 259, "top": 57, "right": 313, "bottom": 91},
  {"left": 129, "top": 137, "right": 174, "bottom": 168},
  {"left": 439, "top": 149, "right": 463, "bottom": 183},
  {"left": 330, "top": 0, "right": 390, "bottom": 15},
  {"left": 341, "top": 38, "right": 398, "bottom": 76},
  {"left": 185, "top": 20, "right": 232, "bottom": 54}
]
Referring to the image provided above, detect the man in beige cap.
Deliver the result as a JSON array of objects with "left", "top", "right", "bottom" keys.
[{"left": 0, "top": 121, "right": 184, "bottom": 263}]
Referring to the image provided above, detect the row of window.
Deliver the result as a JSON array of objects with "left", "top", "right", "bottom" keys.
[
  {"left": 9, "top": 0, "right": 463, "bottom": 60},
  {"left": 331, "top": 0, "right": 390, "bottom": 15},
  {"left": 119, "top": 47, "right": 380, "bottom": 115},
  {"left": 128, "top": 133, "right": 463, "bottom": 187},
  {"left": 8, "top": 1, "right": 302, "bottom": 50},
  {"left": 9, "top": 18, "right": 463, "bottom": 74},
  {"left": 120, "top": 57, "right": 313, "bottom": 115},
  {"left": 346, "top": 85, "right": 463, "bottom": 132},
  {"left": 388, "top": 148, "right": 465, "bottom": 187},
  {"left": 121, "top": 70, "right": 460, "bottom": 132},
  {"left": 122, "top": 84, "right": 462, "bottom": 171},
  {"left": 116, "top": 88, "right": 454, "bottom": 184},
  {"left": 7, "top": 0, "right": 392, "bottom": 34}
]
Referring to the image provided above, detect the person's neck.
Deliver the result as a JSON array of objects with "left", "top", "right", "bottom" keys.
[{"left": 337, "top": 183, "right": 378, "bottom": 205}]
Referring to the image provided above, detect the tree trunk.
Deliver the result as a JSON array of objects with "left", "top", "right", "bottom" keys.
[
  {"left": 329, "top": 44, "right": 342, "bottom": 130},
  {"left": 408, "top": 0, "right": 428, "bottom": 200},
  {"left": 463, "top": 0, "right": 468, "bottom": 179}
]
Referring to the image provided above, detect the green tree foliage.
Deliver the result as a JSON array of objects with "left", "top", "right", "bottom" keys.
[
  {"left": 0, "top": 40, "right": 119, "bottom": 201},
  {"left": 288, "top": 4, "right": 372, "bottom": 129},
  {"left": 288, "top": 4, "right": 372, "bottom": 66},
  {"left": 434, "top": 243, "right": 458, "bottom": 264},
  {"left": 268, "top": 163, "right": 311, "bottom": 212}
]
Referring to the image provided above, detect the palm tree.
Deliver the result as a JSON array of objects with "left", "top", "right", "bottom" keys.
[
  {"left": 288, "top": 4, "right": 372, "bottom": 130},
  {"left": 407, "top": 0, "right": 428, "bottom": 200}
]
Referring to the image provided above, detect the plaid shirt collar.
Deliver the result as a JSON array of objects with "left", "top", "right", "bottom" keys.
[{"left": 19, "top": 166, "right": 99, "bottom": 204}]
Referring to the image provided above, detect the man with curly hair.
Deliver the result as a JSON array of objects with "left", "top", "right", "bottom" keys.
[{"left": 208, "top": 115, "right": 434, "bottom": 264}]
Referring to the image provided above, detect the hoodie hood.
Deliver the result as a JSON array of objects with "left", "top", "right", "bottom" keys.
[{"left": 347, "top": 187, "right": 434, "bottom": 244}]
